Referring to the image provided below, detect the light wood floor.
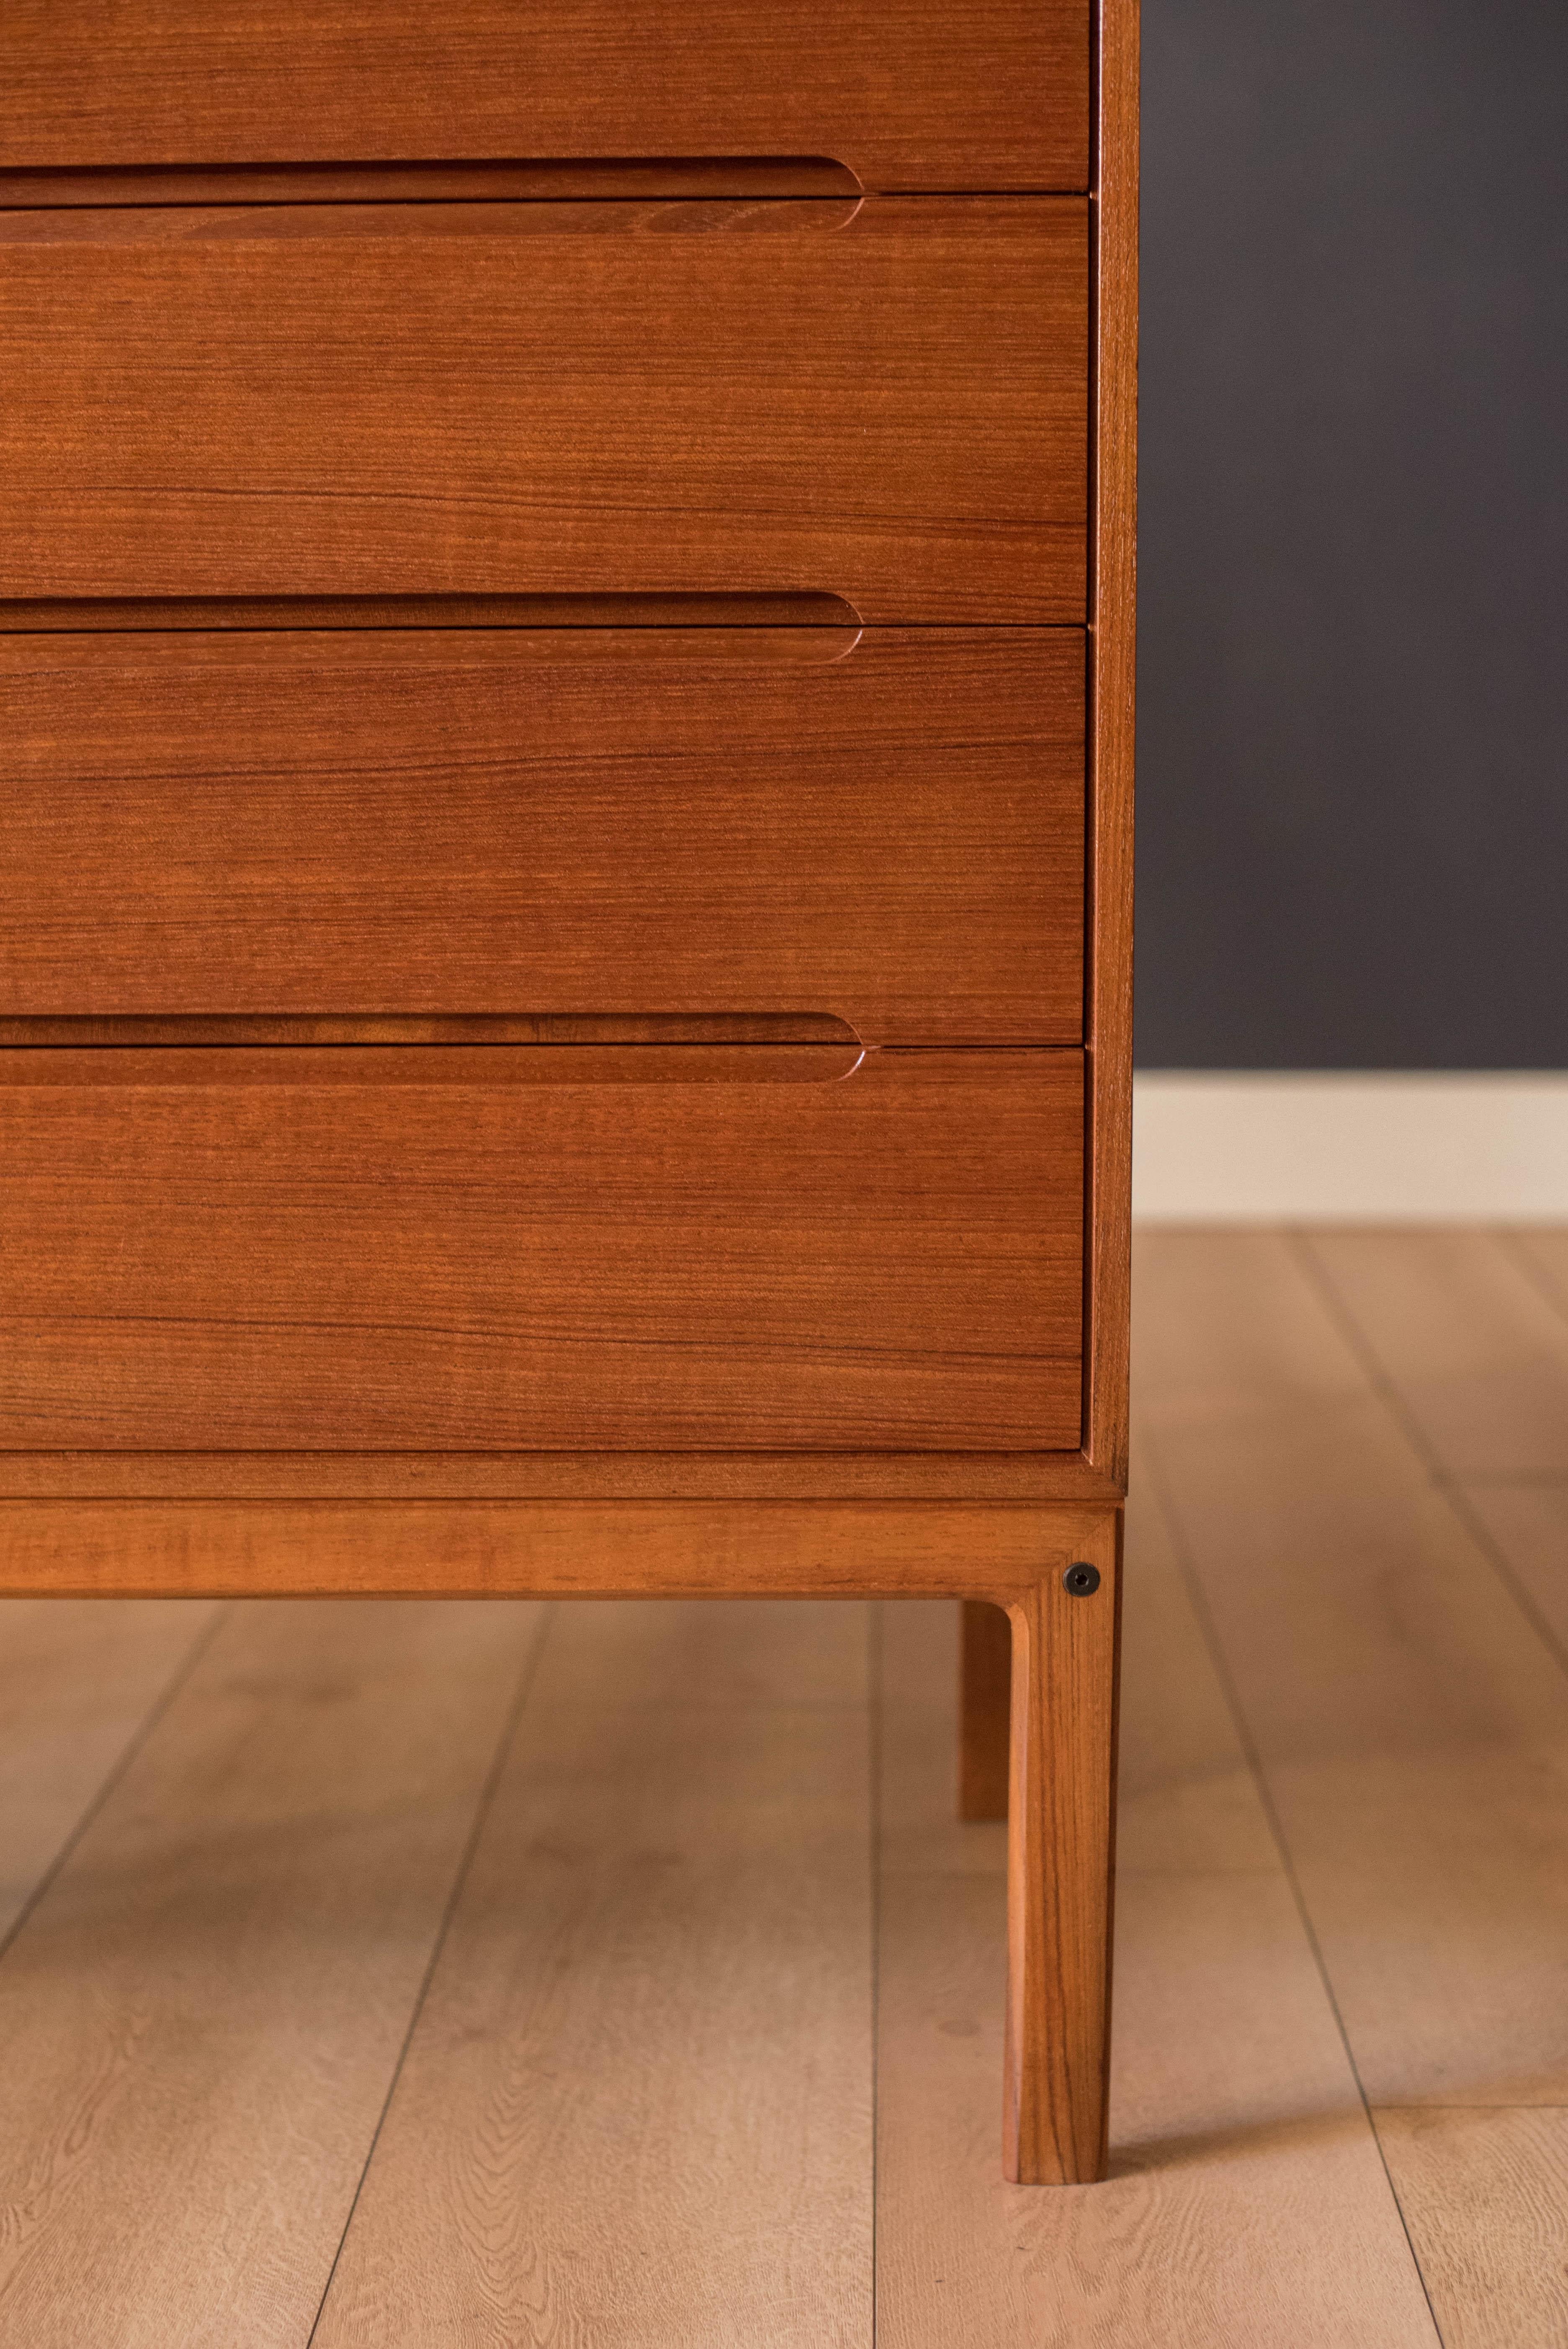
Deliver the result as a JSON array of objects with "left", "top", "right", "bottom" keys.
[{"left": 2, "top": 1229, "right": 1567, "bottom": 2344}]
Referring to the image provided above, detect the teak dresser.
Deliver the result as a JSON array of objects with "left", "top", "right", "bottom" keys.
[{"left": 0, "top": 0, "right": 1137, "bottom": 2183}]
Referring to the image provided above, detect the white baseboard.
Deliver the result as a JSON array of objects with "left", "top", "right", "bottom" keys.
[{"left": 1133, "top": 1073, "right": 1568, "bottom": 1222}]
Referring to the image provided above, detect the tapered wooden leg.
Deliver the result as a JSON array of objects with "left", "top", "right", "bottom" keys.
[
  {"left": 959, "top": 1599, "right": 1012, "bottom": 1819},
  {"left": 1002, "top": 1510, "right": 1121, "bottom": 2183}
]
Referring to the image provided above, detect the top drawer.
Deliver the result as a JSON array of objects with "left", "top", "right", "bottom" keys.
[{"left": 1, "top": 2, "right": 1089, "bottom": 193}]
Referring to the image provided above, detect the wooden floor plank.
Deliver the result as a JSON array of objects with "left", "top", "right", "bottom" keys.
[
  {"left": 877, "top": 1870, "right": 1438, "bottom": 2349},
  {"left": 0, "top": 1598, "right": 219, "bottom": 1943},
  {"left": 1304, "top": 1229, "right": 1568, "bottom": 1477},
  {"left": 535, "top": 1593, "right": 868, "bottom": 1711},
  {"left": 1136, "top": 1231, "right": 1568, "bottom": 2349},
  {"left": 1116, "top": 1445, "right": 1281, "bottom": 1880},
  {"left": 1375, "top": 2106, "right": 1568, "bottom": 2349},
  {"left": 313, "top": 1599, "right": 873, "bottom": 2349},
  {"left": 1509, "top": 1228, "right": 1568, "bottom": 1337},
  {"left": 0, "top": 1597, "right": 543, "bottom": 2347},
  {"left": 1460, "top": 1479, "right": 1568, "bottom": 1656},
  {"left": 874, "top": 1487, "right": 1436, "bottom": 2347},
  {"left": 1136, "top": 1232, "right": 1568, "bottom": 2108},
  {"left": 880, "top": 1601, "right": 1005, "bottom": 1880}
]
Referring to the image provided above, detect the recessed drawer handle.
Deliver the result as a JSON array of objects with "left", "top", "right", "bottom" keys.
[
  {"left": 0, "top": 1014, "right": 867, "bottom": 1086},
  {"left": 0, "top": 593, "right": 864, "bottom": 661},
  {"left": 0, "top": 1014, "right": 860, "bottom": 1047},
  {"left": 0, "top": 158, "right": 865, "bottom": 244},
  {"left": 0, "top": 158, "right": 863, "bottom": 207}
]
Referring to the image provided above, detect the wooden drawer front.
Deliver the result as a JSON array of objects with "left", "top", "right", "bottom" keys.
[
  {"left": 0, "top": 1051, "right": 1084, "bottom": 1453},
  {"left": 0, "top": 198, "right": 1086, "bottom": 624},
  {"left": 0, "top": 626, "right": 1083, "bottom": 1049},
  {"left": 2, "top": 3, "right": 1088, "bottom": 193}
]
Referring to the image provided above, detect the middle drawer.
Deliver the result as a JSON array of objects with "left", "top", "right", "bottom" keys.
[
  {"left": 1, "top": 621, "right": 1084, "bottom": 1048},
  {"left": 0, "top": 194, "right": 1086, "bottom": 623}
]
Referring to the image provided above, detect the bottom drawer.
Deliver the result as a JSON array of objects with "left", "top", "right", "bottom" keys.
[{"left": 0, "top": 1048, "right": 1083, "bottom": 1453}]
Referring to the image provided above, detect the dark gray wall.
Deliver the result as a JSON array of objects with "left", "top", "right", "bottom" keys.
[{"left": 1135, "top": 0, "right": 1568, "bottom": 1067}]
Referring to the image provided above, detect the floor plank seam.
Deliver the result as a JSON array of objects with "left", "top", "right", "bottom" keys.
[
  {"left": 1498, "top": 1227, "right": 1568, "bottom": 1333},
  {"left": 1115, "top": 1864, "right": 1282, "bottom": 1880},
  {"left": 1289, "top": 1230, "right": 1568, "bottom": 1694},
  {"left": 305, "top": 1599, "right": 560, "bottom": 2346},
  {"left": 1135, "top": 1428, "right": 1451, "bottom": 2349},
  {"left": 0, "top": 1598, "right": 230, "bottom": 1976},
  {"left": 1433, "top": 1472, "right": 1568, "bottom": 1491}
]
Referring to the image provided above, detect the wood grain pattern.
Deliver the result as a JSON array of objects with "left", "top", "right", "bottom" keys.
[
  {"left": 0, "top": 0, "right": 1089, "bottom": 192},
  {"left": 1083, "top": 0, "right": 1138, "bottom": 1487},
  {"left": 0, "top": 196, "right": 871, "bottom": 245},
  {"left": 0, "top": 1050, "right": 1082, "bottom": 1454},
  {"left": 0, "top": 1501, "right": 1116, "bottom": 1602},
  {"left": 1136, "top": 1232, "right": 1568, "bottom": 2108},
  {"left": 0, "top": 628, "right": 1085, "bottom": 1048},
  {"left": 313, "top": 1600, "right": 873, "bottom": 2344},
  {"left": 0, "top": 1016, "right": 860, "bottom": 1049},
  {"left": 0, "top": 1596, "right": 544, "bottom": 2345},
  {"left": 1375, "top": 2107, "right": 1568, "bottom": 2349},
  {"left": 0, "top": 1451, "right": 1125, "bottom": 1504},
  {"left": 1004, "top": 1510, "right": 1120, "bottom": 2182},
  {"left": 0, "top": 198, "right": 1086, "bottom": 623}
]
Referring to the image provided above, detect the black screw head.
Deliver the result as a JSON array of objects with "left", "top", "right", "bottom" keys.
[{"left": 1063, "top": 1562, "right": 1102, "bottom": 1597}]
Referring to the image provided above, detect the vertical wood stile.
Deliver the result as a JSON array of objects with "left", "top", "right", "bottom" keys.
[{"left": 1084, "top": 0, "right": 1139, "bottom": 1483}]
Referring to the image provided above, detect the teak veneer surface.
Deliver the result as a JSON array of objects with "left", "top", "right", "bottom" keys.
[
  {"left": 0, "top": 1502, "right": 1116, "bottom": 1605},
  {"left": 0, "top": 1051, "right": 1083, "bottom": 1455},
  {"left": 0, "top": 627, "right": 1085, "bottom": 1047},
  {"left": 1, "top": 0, "right": 1089, "bottom": 193},
  {"left": 0, "top": 1453, "right": 1123, "bottom": 1506},
  {"left": 0, "top": 198, "right": 1087, "bottom": 623},
  {"left": 1083, "top": 0, "right": 1138, "bottom": 1485}
]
